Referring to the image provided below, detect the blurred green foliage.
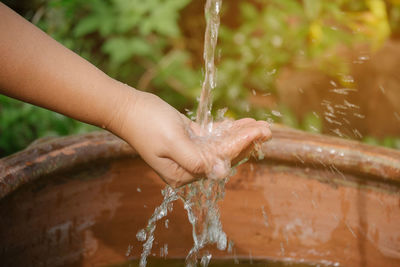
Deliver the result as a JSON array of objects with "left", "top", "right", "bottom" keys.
[
  {"left": 1, "top": 0, "right": 400, "bottom": 156},
  {"left": 363, "top": 135, "right": 400, "bottom": 149},
  {"left": 0, "top": 95, "right": 96, "bottom": 156},
  {"left": 37, "top": 0, "right": 200, "bottom": 108},
  {"left": 216, "top": 0, "right": 393, "bottom": 117}
]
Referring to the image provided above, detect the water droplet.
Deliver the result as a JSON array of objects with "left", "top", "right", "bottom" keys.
[
  {"left": 126, "top": 244, "right": 133, "bottom": 257},
  {"left": 136, "top": 229, "right": 146, "bottom": 241},
  {"left": 163, "top": 244, "right": 168, "bottom": 257},
  {"left": 266, "top": 118, "right": 275, "bottom": 124},
  {"left": 325, "top": 116, "right": 342, "bottom": 126},
  {"left": 201, "top": 252, "right": 212, "bottom": 267},
  {"left": 335, "top": 104, "right": 347, "bottom": 110},
  {"left": 227, "top": 240, "right": 234, "bottom": 253},
  {"left": 324, "top": 111, "right": 336, "bottom": 118},
  {"left": 217, "top": 232, "right": 227, "bottom": 250},
  {"left": 261, "top": 206, "right": 269, "bottom": 227},
  {"left": 266, "top": 69, "right": 277, "bottom": 76},
  {"left": 271, "top": 110, "right": 282, "bottom": 117},
  {"left": 344, "top": 100, "right": 359, "bottom": 109},
  {"left": 330, "top": 88, "right": 357, "bottom": 95},
  {"left": 185, "top": 108, "right": 194, "bottom": 116},
  {"left": 331, "top": 128, "right": 344, "bottom": 137},
  {"left": 340, "top": 74, "right": 355, "bottom": 84},
  {"left": 353, "top": 129, "right": 363, "bottom": 138},
  {"left": 358, "top": 55, "right": 370, "bottom": 61},
  {"left": 353, "top": 113, "right": 365, "bottom": 119}
]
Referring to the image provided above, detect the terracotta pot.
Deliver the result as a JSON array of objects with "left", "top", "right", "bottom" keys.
[{"left": 0, "top": 125, "right": 399, "bottom": 266}]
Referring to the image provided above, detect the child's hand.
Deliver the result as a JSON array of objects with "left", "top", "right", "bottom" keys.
[{"left": 112, "top": 88, "right": 271, "bottom": 187}]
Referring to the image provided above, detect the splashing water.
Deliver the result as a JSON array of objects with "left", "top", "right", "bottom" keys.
[
  {"left": 134, "top": 1, "right": 232, "bottom": 267},
  {"left": 136, "top": 187, "right": 179, "bottom": 267}
]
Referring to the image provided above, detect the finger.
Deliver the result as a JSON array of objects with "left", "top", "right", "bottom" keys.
[
  {"left": 213, "top": 118, "right": 255, "bottom": 134},
  {"left": 230, "top": 118, "right": 257, "bottom": 128},
  {"left": 151, "top": 156, "right": 200, "bottom": 188},
  {"left": 231, "top": 141, "right": 255, "bottom": 166},
  {"left": 204, "top": 124, "right": 270, "bottom": 180},
  {"left": 219, "top": 123, "right": 271, "bottom": 161},
  {"left": 228, "top": 120, "right": 270, "bottom": 138}
]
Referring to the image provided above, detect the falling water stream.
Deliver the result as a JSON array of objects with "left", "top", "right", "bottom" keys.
[
  {"left": 134, "top": 1, "right": 231, "bottom": 267},
  {"left": 196, "top": 0, "right": 222, "bottom": 133}
]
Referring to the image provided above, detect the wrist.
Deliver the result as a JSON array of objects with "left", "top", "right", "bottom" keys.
[{"left": 102, "top": 80, "right": 140, "bottom": 139}]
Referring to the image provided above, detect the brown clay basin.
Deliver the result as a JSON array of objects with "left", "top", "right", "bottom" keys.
[{"left": 0, "top": 125, "right": 399, "bottom": 267}]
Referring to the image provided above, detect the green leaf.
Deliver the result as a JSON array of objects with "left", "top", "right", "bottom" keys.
[
  {"left": 116, "top": 13, "right": 141, "bottom": 33},
  {"left": 102, "top": 37, "right": 152, "bottom": 65},
  {"left": 363, "top": 136, "right": 381, "bottom": 146},
  {"left": 102, "top": 37, "right": 134, "bottom": 64},
  {"left": 74, "top": 15, "right": 99, "bottom": 37},
  {"left": 99, "top": 17, "right": 115, "bottom": 37},
  {"left": 382, "top": 137, "right": 395, "bottom": 148},
  {"left": 130, "top": 38, "right": 152, "bottom": 56},
  {"left": 151, "top": 9, "right": 180, "bottom": 37}
]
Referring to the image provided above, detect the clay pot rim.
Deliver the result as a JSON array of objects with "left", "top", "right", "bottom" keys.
[{"left": 0, "top": 125, "right": 399, "bottom": 199}]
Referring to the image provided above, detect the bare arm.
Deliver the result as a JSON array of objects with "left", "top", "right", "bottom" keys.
[
  {"left": 0, "top": 2, "right": 132, "bottom": 131},
  {"left": 0, "top": 3, "right": 271, "bottom": 187}
]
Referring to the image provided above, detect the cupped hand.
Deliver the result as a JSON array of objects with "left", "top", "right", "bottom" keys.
[{"left": 113, "top": 89, "right": 271, "bottom": 188}]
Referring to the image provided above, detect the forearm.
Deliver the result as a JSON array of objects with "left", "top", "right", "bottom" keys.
[{"left": 0, "top": 3, "right": 134, "bottom": 132}]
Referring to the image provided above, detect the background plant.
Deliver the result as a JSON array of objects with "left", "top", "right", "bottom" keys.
[
  {"left": 1, "top": 0, "right": 399, "bottom": 156},
  {"left": 216, "top": 0, "right": 393, "bottom": 117}
]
